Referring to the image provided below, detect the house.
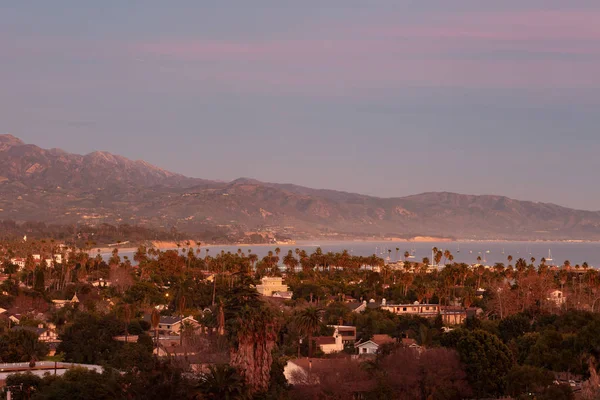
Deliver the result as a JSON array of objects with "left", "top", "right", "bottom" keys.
[
  {"left": 271, "top": 291, "right": 293, "bottom": 299},
  {"left": 9, "top": 258, "right": 26, "bottom": 269},
  {"left": 52, "top": 294, "right": 80, "bottom": 309},
  {"left": 401, "top": 338, "right": 423, "bottom": 352},
  {"left": 313, "top": 327, "right": 344, "bottom": 354},
  {"left": 381, "top": 299, "right": 441, "bottom": 317},
  {"left": 343, "top": 295, "right": 358, "bottom": 303},
  {"left": 348, "top": 299, "right": 381, "bottom": 314},
  {"left": 547, "top": 289, "right": 566, "bottom": 306},
  {"left": 144, "top": 315, "right": 200, "bottom": 335},
  {"left": 354, "top": 334, "right": 395, "bottom": 355},
  {"left": 347, "top": 301, "right": 367, "bottom": 313},
  {"left": 284, "top": 358, "right": 352, "bottom": 386},
  {"left": 255, "top": 277, "right": 291, "bottom": 297},
  {"left": 327, "top": 325, "right": 357, "bottom": 344},
  {"left": 440, "top": 306, "right": 468, "bottom": 325},
  {"left": 380, "top": 299, "right": 471, "bottom": 325},
  {"left": 12, "top": 324, "right": 60, "bottom": 343}
]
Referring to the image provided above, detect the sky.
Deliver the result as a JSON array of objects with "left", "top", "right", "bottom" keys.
[{"left": 2, "top": 1, "right": 600, "bottom": 210}]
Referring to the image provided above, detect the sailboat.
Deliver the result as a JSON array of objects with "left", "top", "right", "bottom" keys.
[
  {"left": 407, "top": 242, "right": 416, "bottom": 259},
  {"left": 456, "top": 243, "right": 460, "bottom": 253},
  {"left": 546, "top": 249, "right": 553, "bottom": 262}
]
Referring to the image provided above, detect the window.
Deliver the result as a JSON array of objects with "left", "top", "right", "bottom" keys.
[
  {"left": 426, "top": 307, "right": 430, "bottom": 310},
  {"left": 362, "top": 348, "right": 367, "bottom": 353},
  {"left": 402, "top": 307, "right": 407, "bottom": 311}
]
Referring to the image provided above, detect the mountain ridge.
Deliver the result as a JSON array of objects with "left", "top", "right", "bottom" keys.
[{"left": 1, "top": 134, "right": 599, "bottom": 241}]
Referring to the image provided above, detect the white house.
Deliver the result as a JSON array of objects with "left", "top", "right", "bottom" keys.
[
  {"left": 9, "top": 258, "right": 26, "bottom": 269},
  {"left": 313, "top": 327, "right": 344, "bottom": 354},
  {"left": 354, "top": 334, "right": 395, "bottom": 355}
]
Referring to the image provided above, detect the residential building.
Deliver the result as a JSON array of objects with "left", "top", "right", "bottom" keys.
[
  {"left": 355, "top": 334, "right": 395, "bottom": 355},
  {"left": 255, "top": 277, "right": 291, "bottom": 297},
  {"left": 327, "top": 325, "right": 357, "bottom": 344},
  {"left": 271, "top": 290, "right": 293, "bottom": 299},
  {"left": 12, "top": 324, "right": 59, "bottom": 343},
  {"left": 547, "top": 289, "right": 566, "bottom": 306},
  {"left": 52, "top": 294, "right": 80, "bottom": 309},
  {"left": 9, "top": 258, "right": 26, "bottom": 269},
  {"left": 313, "top": 327, "right": 344, "bottom": 354},
  {"left": 144, "top": 315, "right": 200, "bottom": 334},
  {"left": 381, "top": 299, "right": 441, "bottom": 316}
]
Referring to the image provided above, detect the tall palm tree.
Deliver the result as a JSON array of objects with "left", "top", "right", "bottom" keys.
[
  {"left": 121, "top": 304, "right": 132, "bottom": 343},
  {"left": 151, "top": 309, "right": 160, "bottom": 356},
  {"left": 196, "top": 364, "right": 248, "bottom": 400},
  {"left": 295, "top": 306, "right": 323, "bottom": 358}
]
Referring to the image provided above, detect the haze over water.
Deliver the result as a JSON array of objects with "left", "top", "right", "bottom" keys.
[{"left": 111, "top": 241, "right": 600, "bottom": 268}]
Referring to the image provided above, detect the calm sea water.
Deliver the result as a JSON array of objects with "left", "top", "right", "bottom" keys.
[{"left": 109, "top": 241, "right": 600, "bottom": 268}]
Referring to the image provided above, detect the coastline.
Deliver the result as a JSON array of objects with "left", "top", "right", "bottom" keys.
[{"left": 93, "top": 237, "right": 600, "bottom": 255}]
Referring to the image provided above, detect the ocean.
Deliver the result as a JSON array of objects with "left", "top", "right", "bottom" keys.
[{"left": 108, "top": 240, "right": 600, "bottom": 268}]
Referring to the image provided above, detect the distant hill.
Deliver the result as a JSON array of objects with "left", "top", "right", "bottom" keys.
[{"left": 1, "top": 134, "right": 600, "bottom": 240}]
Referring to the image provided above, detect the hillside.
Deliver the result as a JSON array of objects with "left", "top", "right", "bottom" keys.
[{"left": 1, "top": 134, "right": 600, "bottom": 240}]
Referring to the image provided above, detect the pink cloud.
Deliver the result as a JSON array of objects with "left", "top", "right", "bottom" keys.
[{"left": 14, "top": 8, "right": 596, "bottom": 94}]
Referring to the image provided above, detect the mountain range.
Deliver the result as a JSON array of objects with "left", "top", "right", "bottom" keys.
[{"left": 1, "top": 134, "right": 600, "bottom": 241}]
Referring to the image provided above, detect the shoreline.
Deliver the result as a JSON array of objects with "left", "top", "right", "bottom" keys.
[{"left": 94, "top": 237, "right": 600, "bottom": 255}]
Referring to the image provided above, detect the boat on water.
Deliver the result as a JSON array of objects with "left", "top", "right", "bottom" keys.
[
  {"left": 457, "top": 244, "right": 460, "bottom": 253},
  {"left": 407, "top": 242, "right": 416, "bottom": 259},
  {"left": 546, "top": 249, "right": 553, "bottom": 262}
]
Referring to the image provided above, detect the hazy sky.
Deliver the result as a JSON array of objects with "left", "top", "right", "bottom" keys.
[{"left": 2, "top": 1, "right": 600, "bottom": 210}]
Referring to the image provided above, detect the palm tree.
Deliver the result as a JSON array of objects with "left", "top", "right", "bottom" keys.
[
  {"left": 197, "top": 364, "right": 248, "bottom": 400},
  {"left": 180, "top": 320, "right": 197, "bottom": 348},
  {"left": 151, "top": 309, "right": 160, "bottom": 356},
  {"left": 121, "top": 304, "right": 132, "bottom": 343},
  {"left": 283, "top": 250, "right": 299, "bottom": 274},
  {"left": 295, "top": 306, "right": 323, "bottom": 358}
]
